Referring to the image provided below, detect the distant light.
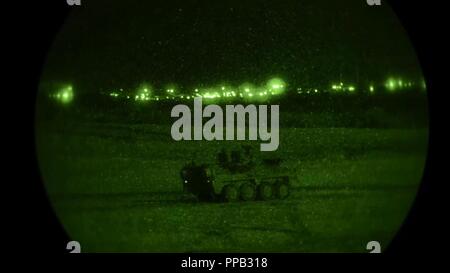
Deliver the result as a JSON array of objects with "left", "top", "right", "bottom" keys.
[
  {"left": 203, "top": 90, "right": 221, "bottom": 100},
  {"left": 239, "top": 83, "right": 255, "bottom": 96},
  {"left": 331, "top": 83, "right": 344, "bottom": 91},
  {"left": 54, "top": 85, "right": 74, "bottom": 104},
  {"left": 385, "top": 78, "right": 397, "bottom": 92},
  {"left": 135, "top": 83, "right": 152, "bottom": 101},
  {"left": 267, "top": 78, "right": 286, "bottom": 95}
]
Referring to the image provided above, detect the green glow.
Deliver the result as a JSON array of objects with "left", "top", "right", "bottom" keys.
[
  {"left": 203, "top": 92, "right": 214, "bottom": 99},
  {"left": 166, "top": 84, "right": 177, "bottom": 94},
  {"left": 384, "top": 77, "right": 423, "bottom": 92},
  {"left": 331, "top": 83, "right": 343, "bottom": 91},
  {"left": 92, "top": 75, "right": 425, "bottom": 104},
  {"left": 202, "top": 88, "right": 221, "bottom": 100},
  {"left": 135, "top": 83, "right": 152, "bottom": 101},
  {"left": 331, "top": 82, "right": 359, "bottom": 93},
  {"left": 385, "top": 78, "right": 397, "bottom": 92},
  {"left": 54, "top": 85, "right": 74, "bottom": 104},
  {"left": 267, "top": 78, "right": 286, "bottom": 95},
  {"left": 422, "top": 80, "right": 427, "bottom": 90},
  {"left": 239, "top": 83, "right": 255, "bottom": 98},
  {"left": 218, "top": 85, "right": 234, "bottom": 98}
]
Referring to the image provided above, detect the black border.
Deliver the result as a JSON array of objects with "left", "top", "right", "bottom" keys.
[{"left": 12, "top": 0, "right": 444, "bottom": 267}]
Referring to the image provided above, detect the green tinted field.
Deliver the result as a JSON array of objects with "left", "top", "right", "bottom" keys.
[{"left": 36, "top": 123, "right": 427, "bottom": 252}]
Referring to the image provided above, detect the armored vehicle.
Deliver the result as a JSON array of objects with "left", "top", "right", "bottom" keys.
[{"left": 180, "top": 146, "right": 290, "bottom": 202}]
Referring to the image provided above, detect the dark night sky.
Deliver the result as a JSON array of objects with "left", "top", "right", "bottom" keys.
[{"left": 42, "top": 0, "right": 423, "bottom": 92}]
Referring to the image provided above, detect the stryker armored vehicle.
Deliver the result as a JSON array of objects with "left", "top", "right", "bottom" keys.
[{"left": 180, "top": 146, "right": 290, "bottom": 202}]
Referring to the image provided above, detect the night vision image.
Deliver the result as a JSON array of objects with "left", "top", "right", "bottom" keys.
[{"left": 36, "top": 0, "right": 428, "bottom": 252}]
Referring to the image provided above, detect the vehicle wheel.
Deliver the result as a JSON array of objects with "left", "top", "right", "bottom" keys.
[
  {"left": 240, "top": 183, "right": 256, "bottom": 201},
  {"left": 275, "top": 182, "right": 290, "bottom": 199},
  {"left": 258, "top": 183, "right": 273, "bottom": 200},
  {"left": 222, "top": 185, "right": 239, "bottom": 202}
]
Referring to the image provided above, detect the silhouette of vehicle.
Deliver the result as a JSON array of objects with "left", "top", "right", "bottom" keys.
[{"left": 180, "top": 146, "right": 290, "bottom": 202}]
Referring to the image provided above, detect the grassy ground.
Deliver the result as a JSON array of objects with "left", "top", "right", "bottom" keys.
[{"left": 36, "top": 122, "right": 427, "bottom": 252}]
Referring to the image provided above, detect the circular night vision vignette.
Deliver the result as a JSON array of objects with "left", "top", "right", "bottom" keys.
[{"left": 35, "top": 0, "right": 428, "bottom": 253}]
